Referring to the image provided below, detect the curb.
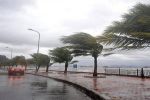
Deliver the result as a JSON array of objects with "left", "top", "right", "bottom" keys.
[{"left": 26, "top": 72, "right": 109, "bottom": 100}]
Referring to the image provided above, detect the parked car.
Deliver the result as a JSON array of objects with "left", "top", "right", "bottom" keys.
[{"left": 8, "top": 67, "right": 25, "bottom": 76}]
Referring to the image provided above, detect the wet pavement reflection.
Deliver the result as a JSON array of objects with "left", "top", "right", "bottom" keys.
[
  {"left": 0, "top": 75, "right": 91, "bottom": 100},
  {"left": 44, "top": 72, "right": 150, "bottom": 100}
]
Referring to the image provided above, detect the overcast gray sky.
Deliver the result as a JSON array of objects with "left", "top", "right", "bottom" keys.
[{"left": 0, "top": 0, "right": 150, "bottom": 66}]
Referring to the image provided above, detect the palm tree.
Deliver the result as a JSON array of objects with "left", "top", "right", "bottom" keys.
[
  {"left": 61, "top": 32, "right": 103, "bottom": 76},
  {"left": 99, "top": 3, "right": 150, "bottom": 48},
  {"left": 49, "top": 47, "right": 73, "bottom": 74},
  {"left": 98, "top": 3, "right": 150, "bottom": 78},
  {"left": 99, "top": 4, "right": 150, "bottom": 49}
]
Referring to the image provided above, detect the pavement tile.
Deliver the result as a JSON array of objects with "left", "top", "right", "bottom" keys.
[{"left": 39, "top": 71, "right": 150, "bottom": 100}]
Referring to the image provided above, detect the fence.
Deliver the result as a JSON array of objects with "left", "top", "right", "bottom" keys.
[{"left": 104, "top": 67, "right": 150, "bottom": 77}]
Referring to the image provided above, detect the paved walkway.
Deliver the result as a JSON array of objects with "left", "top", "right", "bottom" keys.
[{"left": 37, "top": 71, "right": 150, "bottom": 100}]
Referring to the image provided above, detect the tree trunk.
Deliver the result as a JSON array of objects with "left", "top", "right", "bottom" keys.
[
  {"left": 25, "top": 65, "right": 27, "bottom": 70},
  {"left": 64, "top": 61, "right": 68, "bottom": 74},
  {"left": 35, "top": 66, "right": 38, "bottom": 72},
  {"left": 36, "top": 65, "right": 40, "bottom": 72},
  {"left": 93, "top": 57, "right": 98, "bottom": 77},
  {"left": 141, "top": 68, "right": 145, "bottom": 78},
  {"left": 46, "top": 64, "right": 49, "bottom": 72}
]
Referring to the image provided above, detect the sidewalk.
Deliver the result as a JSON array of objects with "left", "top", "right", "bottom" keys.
[{"left": 38, "top": 71, "right": 150, "bottom": 100}]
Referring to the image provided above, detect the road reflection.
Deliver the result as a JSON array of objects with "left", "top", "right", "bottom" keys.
[
  {"left": 0, "top": 75, "right": 92, "bottom": 100},
  {"left": 8, "top": 76, "right": 24, "bottom": 86},
  {"left": 93, "top": 78, "right": 101, "bottom": 92},
  {"left": 8, "top": 76, "right": 24, "bottom": 81}
]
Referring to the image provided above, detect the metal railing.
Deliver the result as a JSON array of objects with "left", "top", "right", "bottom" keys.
[{"left": 104, "top": 67, "right": 150, "bottom": 78}]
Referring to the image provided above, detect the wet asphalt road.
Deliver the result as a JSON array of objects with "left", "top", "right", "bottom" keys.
[{"left": 0, "top": 74, "right": 91, "bottom": 100}]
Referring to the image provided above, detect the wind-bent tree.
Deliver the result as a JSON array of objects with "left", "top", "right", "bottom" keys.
[
  {"left": 49, "top": 47, "right": 73, "bottom": 74},
  {"left": 31, "top": 53, "right": 50, "bottom": 72},
  {"left": 61, "top": 32, "right": 103, "bottom": 76},
  {"left": 99, "top": 3, "right": 150, "bottom": 49},
  {"left": 98, "top": 3, "right": 150, "bottom": 78}
]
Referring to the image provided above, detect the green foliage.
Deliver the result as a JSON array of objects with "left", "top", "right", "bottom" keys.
[
  {"left": 61, "top": 32, "right": 103, "bottom": 58},
  {"left": 61, "top": 32, "right": 97, "bottom": 50},
  {"left": 61, "top": 32, "right": 103, "bottom": 76},
  {"left": 31, "top": 53, "right": 50, "bottom": 67},
  {"left": 49, "top": 47, "right": 73, "bottom": 73},
  {"left": 11, "top": 56, "right": 27, "bottom": 66},
  {"left": 26, "top": 58, "right": 34, "bottom": 65},
  {"left": 99, "top": 3, "right": 150, "bottom": 48},
  {"left": 49, "top": 47, "right": 73, "bottom": 63}
]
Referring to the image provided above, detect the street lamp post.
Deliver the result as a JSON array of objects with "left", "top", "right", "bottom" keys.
[
  {"left": 28, "top": 28, "right": 41, "bottom": 72},
  {"left": 6, "top": 47, "right": 12, "bottom": 59},
  {"left": 6, "top": 47, "right": 13, "bottom": 67},
  {"left": 28, "top": 28, "right": 40, "bottom": 54}
]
